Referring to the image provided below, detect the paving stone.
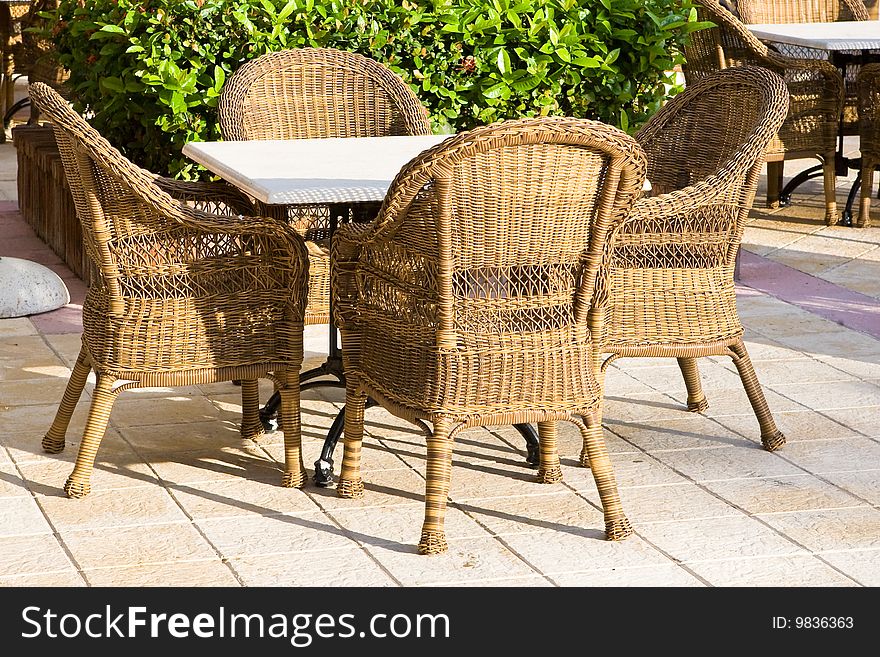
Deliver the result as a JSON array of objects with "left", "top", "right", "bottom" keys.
[
  {"left": 231, "top": 548, "right": 398, "bottom": 587},
  {"left": 704, "top": 474, "right": 866, "bottom": 514},
  {"left": 310, "top": 468, "right": 427, "bottom": 510},
  {"left": 83, "top": 560, "right": 240, "bottom": 587},
  {"left": 196, "top": 511, "right": 360, "bottom": 557},
  {"left": 169, "top": 477, "right": 321, "bottom": 520},
  {"left": 18, "top": 447, "right": 158, "bottom": 495},
  {"left": 61, "top": 522, "right": 219, "bottom": 569},
  {"left": 685, "top": 554, "right": 859, "bottom": 586},
  {"left": 110, "top": 395, "right": 232, "bottom": 427},
  {"left": 649, "top": 444, "right": 807, "bottom": 483},
  {"left": 117, "top": 420, "right": 251, "bottom": 455},
  {"left": 0, "top": 377, "right": 82, "bottom": 407},
  {"left": 818, "top": 406, "right": 880, "bottom": 436},
  {"left": 37, "top": 487, "right": 189, "bottom": 531},
  {"left": 770, "top": 380, "right": 880, "bottom": 411},
  {"left": 635, "top": 515, "right": 806, "bottom": 563},
  {"left": 820, "top": 470, "right": 880, "bottom": 505},
  {"left": 607, "top": 415, "right": 754, "bottom": 452},
  {"left": 773, "top": 436, "right": 880, "bottom": 474},
  {"left": 148, "top": 445, "right": 285, "bottom": 486},
  {"left": 0, "top": 317, "right": 37, "bottom": 337},
  {"left": 552, "top": 563, "right": 704, "bottom": 586},
  {"left": 0, "top": 534, "right": 75, "bottom": 576},
  {"left": 0, "top": 570, "right": 85, "bottom": 587},
  {"left": 0, "top": 496, "right": 52, "bottom": 536},
  {"left": 757, "top": 507, "right": 880, "bottom": 552},
  {"left": 619, "top": 483, "right": 745, "bottom": 524},
  {"left": 816, "top": 548, "right": 880, "bottom": 586}
]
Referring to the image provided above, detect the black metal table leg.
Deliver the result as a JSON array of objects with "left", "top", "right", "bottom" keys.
[{"left": 841, "top": 169, "right": 861, "bottom": 228}]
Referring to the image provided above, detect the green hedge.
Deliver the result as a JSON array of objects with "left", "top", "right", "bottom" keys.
[{"left": 51, "top": 0, "right": 707, "bottom": 179}]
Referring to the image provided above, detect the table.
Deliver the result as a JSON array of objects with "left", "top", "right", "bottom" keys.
[
  {"left": 183, "top": 135, "right": 543, "bottom": 484},
  {"left": 748, "top": 21, "right": 880, "bottom": 226}
]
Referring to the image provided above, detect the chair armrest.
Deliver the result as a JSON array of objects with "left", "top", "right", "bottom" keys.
[
  {"left": 152, "top": 176, "right": 256, "bottom": 216},
  {"left": 331, "top": 222, "right": 374, "bottom": 330}
]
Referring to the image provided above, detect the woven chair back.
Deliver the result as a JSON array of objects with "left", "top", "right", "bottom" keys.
[{"left": 736, "top": 0, "right": 869, "bottom": 23}]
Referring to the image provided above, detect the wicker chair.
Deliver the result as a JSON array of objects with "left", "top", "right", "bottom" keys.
[
  {"left": 857, "top": 63, "right": 880, "bottom": 227},
  {"left": 29, "top": 82, "right": 311, "bottom": 497},
  {"left": 685, "top": 0, "right": 846, "bottom": 225},
  {"left": 331, "top": 116, "right": 647, "bottom": 554},
  {"left": 219, "top": 47, "right": 431, "bottom": 326},
  {"left": 604, "top": 67, "right": 790, "bottom": 455}
]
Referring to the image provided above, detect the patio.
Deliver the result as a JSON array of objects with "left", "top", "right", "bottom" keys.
[{"left": 0, "top": 113, "right": 878, "bottom": 588}]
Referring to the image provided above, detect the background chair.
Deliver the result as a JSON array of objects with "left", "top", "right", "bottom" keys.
[
  {"left": 685, "top": 0, "right": 845, "bottom": 225},
  {"left": 30, "top": 82, "right": 311, "bottom": 497},
  {"left": 219, "top": 47, "right": 432, "bottom": 327},
  {"left": 857, "top": 63, "right": 880, "bottom": 227},
  {"left": 604, "top": 67, "right": 790, "bottom": 455},
  {"left": 331, "top": 116, "right": 647, "bottom": 554}
]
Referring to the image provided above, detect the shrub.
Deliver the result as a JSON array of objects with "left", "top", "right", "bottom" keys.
[{"left": 51, "top": 0, "right": 707, "bottom": 178}]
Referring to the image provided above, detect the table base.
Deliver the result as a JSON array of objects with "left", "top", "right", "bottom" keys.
[{"left": 778, "top": 153, "right": 861, "bottom": 226}]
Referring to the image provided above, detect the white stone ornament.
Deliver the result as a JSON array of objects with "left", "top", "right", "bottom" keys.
[{"left": 0, "top": 256, "right": 70, "bottom": 318}]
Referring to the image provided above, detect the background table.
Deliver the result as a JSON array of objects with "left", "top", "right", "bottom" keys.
[
  {"left": 748, "top": 21, "right": 880, "bottom": 225},
  {"left": 0, "top": 1, "right": 28, "bottom": 144},
  {"left": 184, "top": 135, "right": 542, "bottom": 484}
]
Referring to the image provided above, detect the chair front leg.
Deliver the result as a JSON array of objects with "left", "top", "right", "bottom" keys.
[
  {"left": 239, "top": 379, "right": 265, "bottom": 441},
  {"left": 419, "top": 418, "right": 457, "bottom": 555},
  {"left": 64, "top": 372, "right": 119, "bottom": 498},
  {"left": 536, "top": 420, "right": 563, "bottom": 484},
  {"left": 677, "top": 357, "right": 708, "bottom": 412},
  {"left": 43, "top": 346, "right": 91, "bottom": 454},
  {"left": 729, "top": 340, "right": 786, "bottom": 452},
  {"left": 337, "top": 379, "right": 367, "bottom": 499},
  {"left": 278, "top": 370, "right": 306, "bottom": 488}
]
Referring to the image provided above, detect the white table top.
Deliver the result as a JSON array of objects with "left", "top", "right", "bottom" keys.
[
  {"left": 748, "top": 20, "right": 880, "bottom": 51},
  {"left": 182, "top": 135, "right": 451, "bottom": 205}
]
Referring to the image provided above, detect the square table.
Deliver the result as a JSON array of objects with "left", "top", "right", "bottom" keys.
[
  {"left": 748, "top": 20, "right": 880, "bottom": 225},
  {"left": 183, "top": 134, "right": 542, "bottom": 484}
]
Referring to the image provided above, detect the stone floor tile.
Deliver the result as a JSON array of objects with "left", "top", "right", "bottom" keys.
[
  {"left": 17, "top": 448, "right": 158, "bottom": 495},
  {"left": 770, "top": 380, "right": 880, "bottom": 411},
  {"left": 147, "top": 445, "right": 285, "bottom": 486},
  {"left": 740, "top": 358, "right": 860, "bottom": 386},
  {"left": 820, "top": 259, "right": 880, "bottom": 299},
  {"left": 773, "top": 436, "right": 880, "bottom": 474},
  {"left": 715, "top": 409, "right": 860, "bottom": 443},
  {"left": 309, "top": 468, "right": 426, "bottom": 510},
  {"left": 0, "top": 377, "right": 81, "bottom": 407},
  {"left": 776, "top": 330, "right": 880, "bottom": 358},
  {"left": 756, "top": 507, "right": 880, "bottom": 552},
  {"left": 704, "top": 474, "right": 866, "bottom": 515},
  {"left": 168, "top": 477, "right": 321, "bottom": 520},
  {"left": 83, "top": 560, "right": 240, "bottom": 587},
  {"left": 766, "top": 234, "right": 876, "bottom": 275},
  {"left": 620, "top": 361, "right": 748, "bottom": 397},
  {"left": 601, "top": 364, "right": 658, "bottom": 395},
  {"left": 117, "top": 419, "right": 251, "bottom": 455},
  {"left": 696, "top": 386, "right": 807, "bottom": 417},
  {"left": 0, "top": 334, "right": 57, "bottom": 361},
  {"left": 816, "top": 549, "right": 880, "bottom": 586},
  {"left": 435, "top": 575, "right": 554, "bottom": 587},
  {"left": 0, "top": 496, "right": 52, "bottom": 536},
  {"left": 40, "top": 333, "right": 84, "bottom": 365},
  {"left": 551, "top": 563, "right": 705, "bottom": 586},
  {"left": 231, "top": 547, "right": 398, "bottom": 587},
  {"left": 738, "top": 334, "right": 807, "bottom": 361},
  {"left": 648, "top": 444, "right": 806, "bottom": 483},
  {"left": 0, "top": 317, "right": 37, "bottom": 337},
  {"left": 0, "top": 361, "right": 73, "bottom": 383},
  {"left": 819, "top": 470, "right": 880, "bottom": 506},
  {"left": 560, "top": 452, "right": 688, "bottom": 492},
  {"left": 0, "top": 534, "right": 76, "bottom": 576},
  {"left": 260, "top": 436, "right": 409, "bottom": 474},
  {"left": 365, "top": 537, "right": 537, "bottom": 586},
  {"left": 607, "top": 416, "right": 754, "bottom": 452},
  {"left": 37, "top": 487, "right": 189, "bottom": 531},
  {"left": 61, "top": 522, "right": 219, "bottom": 569},
  {"left": 815, "top": 406, "right": 880, "bottom": 437},
  {"left": 0, "top": 570, "right": 85, "bottom": 587},
  {"left": 500, "top": 530, "right": 671, "bottom": 574},
  {"left": 453, "top": 490, "right": 604, "bottom": 537},
  {"left": 685, "top": 554, "right": 859, "bottom": 587},
  {"left": 110, "top": 394, "right": 231, "bottom": 427},
  {"left": 636, "top": 516, "right": 806, "bottom": 563},
  {"left": 326, "top": 504, "right": 490, "bottom": 549},
  {"left": 602, "top": 392, "right": 695, "bottom": 423},
  {"left": 620, "top": 482, "right": 745, "bottom": 524},
  {"left": 0, "top": 462, "right": 29, "bottom": 498},
  {"left": 196, "top": 511, "right": 360, "bottom": 557}
]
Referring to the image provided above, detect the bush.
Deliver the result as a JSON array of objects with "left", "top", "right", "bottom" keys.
[{"left": 51, "top": 0, "right": 707, "bottom": 178}]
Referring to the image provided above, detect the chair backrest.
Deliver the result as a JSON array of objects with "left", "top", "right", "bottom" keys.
[
  {"left": 684, "top": 1, "right": 775, "bottom": 82},
  {"left": 736, "top": 0, "right": 869, "bottom": 23},
  {"left": 28, "top": 82, "right": 222, "bottom": 309},
  {"left": 219, "top": 48, "right": 431, "bottom": 140},
  {"left": 362, "top": 117, "right": 646, "bottom": 345},
  {"left": 624, "top": 66, "right": 789, "bottom": 270}
]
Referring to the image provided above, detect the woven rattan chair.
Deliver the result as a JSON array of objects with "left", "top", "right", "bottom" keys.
[
  {"left": 331, "top": 116, "right": 647, "bottom": 554},
  {"left": 29, "top": 82, "right": 311, "bottom": 497},
  {"left": 604, "top": 67, "right": 790, "bottom": 455},
  {"left": 219, "top": 47, "right": 431, "bottom": 326},
  {"left": 857, "top": 63, "right": 880, "bottom": 227},
  {"left": 686, "top": 0, "right": 846, "bottom": 225}
]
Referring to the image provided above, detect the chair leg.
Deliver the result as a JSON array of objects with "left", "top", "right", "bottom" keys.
[
  {"left": 239, "top": 379, "right": 265, "bottom": 441},
  {"left": 729, "top": 339, "right": 786, "bottom": 452},
  {"left": 577, "top": 411, "right": 633, "bottom": 541},
  {"left": 535, "top": 420, "right": 562, "bottom": 484},
  {"left": 337, "top": 381, "right": 367, "bottom": 499},
  {"left": 42, "top": 347, "right": 91, "bottom": 454},
  {"left": 822, "top": 150, "right": 838, "bottom": 226},
  {"left": 766, "top": 160, "right": 784, "bottom": 209},
  {"left": 278, "top": 371, "right": 306, "bottom": 488},
  {"left": 63, "top": 373, "right": 119, "bottom": 498},
  {"left": 419, "top": 417, "right": 456, "bottom": 555},
  {"left": 677, "top": 357, "right": 708, "bottom": 412},
  {"left": 857, "top": 157, "right": 875, "bottom": 228}
]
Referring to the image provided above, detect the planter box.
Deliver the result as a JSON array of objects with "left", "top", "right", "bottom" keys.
[{"left": 13, "top": 123, "right": 89, "bottom": 281}]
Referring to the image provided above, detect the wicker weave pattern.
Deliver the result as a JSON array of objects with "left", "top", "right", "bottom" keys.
[
  {"left": 331, "top": 116, "right": 647, "bottom": 554},
  {"left": 29, "top": 82, "right": 311, "bottom": 497},
  {"left": 219, "top": 48, "right": 431, "bottom": 324},
  {"left": 605, "top": 67, "right": 789, "bottom": 452},
  {"left": 857, "top": 62, "right": 880, "bottom": 227},
  {"left": 686, "top": 1, "right": 846, "bottom": 224}
]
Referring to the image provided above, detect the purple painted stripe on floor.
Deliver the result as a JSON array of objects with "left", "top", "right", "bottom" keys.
[{"left": 739, "top": 248, "right": 880, "bottom": 339}]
